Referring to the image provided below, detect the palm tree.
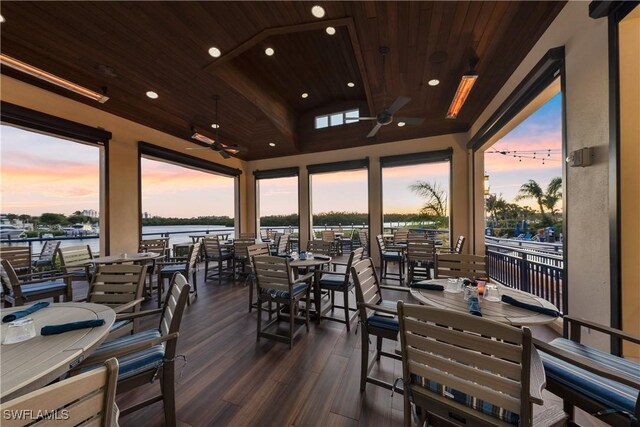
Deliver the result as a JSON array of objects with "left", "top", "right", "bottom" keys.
[
  {"left": 515, "top": 180, "right": 546, "bottom": 215},
  {"left": 409, "top": 181, "right": 448, "bottom": 227},
  {"left": 544, "top": 177, "right": 563, "bottom": 216}
]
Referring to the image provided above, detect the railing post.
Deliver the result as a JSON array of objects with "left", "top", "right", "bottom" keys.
[{"left": 520, "top": 252, "right": 530, "bottom": 293}]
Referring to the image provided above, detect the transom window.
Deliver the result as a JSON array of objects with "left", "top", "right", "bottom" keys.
[{"left": 315, "top": 109, "right": 359, "bottom": 129}]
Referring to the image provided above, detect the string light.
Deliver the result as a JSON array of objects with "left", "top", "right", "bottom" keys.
[{"left": 486, "top": 148, "right": 562, "bottom": 165}]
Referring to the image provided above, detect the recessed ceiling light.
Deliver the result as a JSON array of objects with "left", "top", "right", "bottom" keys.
[
  {"left": 208, "top": 47, "right": 221, "bottom": 58},
  {"left": 347, "top": 82, "right": 355, "bottom": 88},
  {"left": 0, "top": 15, "right": 5, "bottom": 23},
  {"left": 265, "top": 47, "right": 275, "bottom": 56},
  {"left": 397, "top": 121, "right": 406, "bottom": 127},
  {"left": 428, "top": 79, "right": 440, "bottom": 86},
  {"left": 325, "top": 26, "right": 336, "bottom": 35},
  {"left": 211, "top": 123, "right": 220, "bottom": 129},
  {"left": 269, "top": 142, "right": 276, "bottom": 147},
  {"left": 146, "top": 91, "right": 159, "bottom": 99},
  {"left": 301, "top": 92, "right": 309, "bottom": 99},
  {"left": 311, "top": 5, "right": 325, "bottom": 18}
]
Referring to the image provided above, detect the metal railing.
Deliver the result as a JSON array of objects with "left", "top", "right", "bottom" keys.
[
  {"left": 485, "top": 235, "right": 563, "bottom": 253},
  {"left": 485, "top": 240, "right": 565, "bottom": 313}
]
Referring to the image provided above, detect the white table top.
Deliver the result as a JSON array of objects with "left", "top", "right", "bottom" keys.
[
  {"left": 0, "top": 302, "right": 115, "bottom": 401},
  {"left": 410, "top": 279, "right": 560, "bottom": 326}
]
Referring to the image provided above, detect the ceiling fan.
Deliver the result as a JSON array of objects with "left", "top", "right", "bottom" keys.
[
  {"left": 186, "top": 96, "right": 247, "bottom": 159},
  {"left": 355, "top": 47, "right": 424, "bottom": 138}
]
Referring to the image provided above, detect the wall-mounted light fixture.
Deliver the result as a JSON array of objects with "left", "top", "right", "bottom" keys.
[
  {"left": 446, "top": 59, "right": 478, "bottom": 119},
  {"left": 0, "top": 54, "right": 109, "bottom": 103},
  {"left": 566, "top": 147, "right": 593, "bottom": 167}
]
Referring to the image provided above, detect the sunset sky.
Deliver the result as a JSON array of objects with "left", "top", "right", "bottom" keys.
[{"left": 0, "top": 93, "right": 561, "bottom": 218}]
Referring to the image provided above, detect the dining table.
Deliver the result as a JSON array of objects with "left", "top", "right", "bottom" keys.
[
  {"left": 66, "top": 251, "right": 162, "bottom": 266},
  {"left": 0, "top": 302, "right": 115, "bottom": 402},
  {"left": 410, "top": 279, "right": 561, "bottom": 326},
  {"left": 289, "top": 256, "right": 332, "bottom": 323}
]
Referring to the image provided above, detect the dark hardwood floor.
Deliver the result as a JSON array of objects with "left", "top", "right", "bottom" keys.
[{"left": 73, "top": 261, "right": 559, "bottom": 427}]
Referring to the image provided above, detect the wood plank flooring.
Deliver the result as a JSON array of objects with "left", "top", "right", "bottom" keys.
[{"left": 74, "top": 262, "right": 560, "bottom": 427}]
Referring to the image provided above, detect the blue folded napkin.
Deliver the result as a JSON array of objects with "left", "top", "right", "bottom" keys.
[
  {"left": 3, "top": 302, "right": 49, "bottom": 323},
  {"left": 468, "top": 297, "right": 482, "bottom": 316},
  {"left": 501, "top": 295, "right": 561, "bottom": 317},
  {"left": 409, "top": 282, "right": 444, "bottom": 291},
  {"left": 40, "top": 319, "right": 105, "bottom": 336},
  {"left": 314, "top": 255, "right": 331, "bottom": 260}
]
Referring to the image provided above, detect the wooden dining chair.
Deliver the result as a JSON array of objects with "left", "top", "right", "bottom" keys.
[
  {"left": 233, "top": 238, "right": 257, "bottom": 279},
  {"left": 246, "top": 243, "right": 271, "bottom": 312},
  {"left": 306, "top": 239, "right": 333, "bottom": 257},
  {"left": 406, "top": 239, "right": 436, "bottom": 282},
  {"left": 203, "top": 236, "right": 234, "bottom": 283},
  {"left": 239, "top": 232, "right": 255, "bottom": 239},
  {"left": 315, "top": 247, "right": 364, "bottom": 331},
  {"left": 138, "top": 238, "right": 167, "bottom": 295},
  {"left": 2, "top": 358, "right": 120, "bottom": 427},
  {"left": 350, "top": 257, "right": 408, "bottom": 392},
  {"left": 393, "top": 229, "right": 409, "bottom": 245},
  {"left": 156, "top": 241, "right": 200, "bottom": 307},
  {"left": 376, "top": 234, "right": 405, "bottom": 283},
  {"left": 87, "top": 264, "right": 147, "bottom": 339},
  {"left": 32, "top": 240, "right": 61, "bottom": 271},
  {"left": 274, "top": 233, "right": 290, "bottom": 256},
  {"left": 58, "top": 244, "right": 95, "bottom": 285},
  {"left": 1, "top": 258, "right": 71, "bottom": 307},
  {"left": 252, "top": 255, "right": 313, "bottom": 349},
  {"left": 438, "top": 235, "right": 466, "bottom": 254},
  {"left": 358, "top": 229, "right": 369, "bottom": 256},
  {"left": 435, "top": 253, "right": 487, "bottom": 279},
  {"left": 397, "top": 301, "right": 567, "bottom": 427},
  {"left": 0, "top": 245, "right": 33, "bottom": 275},
  {"left": 76, "top": 273, "right": 191, "bottom": 427}
]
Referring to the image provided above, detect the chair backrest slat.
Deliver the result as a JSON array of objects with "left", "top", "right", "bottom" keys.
[
  {"left": 351, "top": 258, "right": 383, "bottom": 319},
  {"left": 306, "top": 239, "right": 332, "bottom": 256},
  {"left": 88, "top": 264, "right": 146, "bottom": 312},
  {"left": 159, "top": 273, "right": 191, "bottom": 349},
  {"left": 435, "top": 253, "right": 487, "bottom": 279},
  {"left": 0, "top": 246, "right": 32, "bottom": 271}
]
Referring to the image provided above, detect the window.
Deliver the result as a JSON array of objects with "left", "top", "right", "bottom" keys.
[
  {"left": 255, "top": 169, "right": 299, "bottom": 239},
  {"left": 314, "top": 109, "right": 359, "bottom": 129}
]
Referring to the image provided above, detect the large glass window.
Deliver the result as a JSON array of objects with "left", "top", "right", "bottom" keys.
[
  {"left": 140, "top": 156, "right": 235, "bottom": 247},
  {"left": 309, "top": 167, "right": 368, "bottom": 238},
  {"left": 256, "top": 175, "right": 299, "bottom": 236},
  {"left": 382, "top": 160, "right": 450, "bottom": 245},
  {"left": 0, "top": 124, "right": 101, "bottom": 254}
]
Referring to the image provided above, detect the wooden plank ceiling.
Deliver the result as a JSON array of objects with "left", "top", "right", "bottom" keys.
[{"left": 0, "top": 1, "right": 566, "bottom": 160}]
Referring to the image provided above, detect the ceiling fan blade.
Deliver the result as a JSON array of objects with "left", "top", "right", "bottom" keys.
[
  {"left": 367, "top": 122, "right": 383, "bottom": 138},
  {"left": 350, "top": 116, "right": 377, "bottom": 121},
  {"left": 186, "top": 147, "right": 212, "bottom": 150},
  {"left": 395, "top": 117, "right": 424, "bottom": 126},
  {"left": 387, "top": 96, "right": 411, "bottom": 115},
  {"left": 218, "top": 150, "right": 231, "bottom": 159}
]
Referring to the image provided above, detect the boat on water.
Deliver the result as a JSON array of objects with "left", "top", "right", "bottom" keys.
[{"left": 0, "top": 224, "right": 26, "bottom": 239}]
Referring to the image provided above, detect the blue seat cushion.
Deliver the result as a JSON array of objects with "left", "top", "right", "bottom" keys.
[
  {"left": 160, "top": 264, "right": 187, "bottom": 274},
  {"left": 540, "top": 338, "right": 640, "bottom": 415},
  {"left": 318, "top": 274, "right": 351, "bottom": 290},
  {"left": 367, "top": 314, "right": 399, "bottom": 332},
  {"left": 207, "top": 252, "right": 233, "bottom": 261},
  {"left": 19, "top": 280, "right": 67, "bottom": 297},
  {"left": 411, "top": 375, "right": 520, "bottom": 425},
  {"left": 382, "top": 251, "right": 403, "bottom": 260},
  {"left": 261, "top": 282, "right": 308, "bottom": 299}
]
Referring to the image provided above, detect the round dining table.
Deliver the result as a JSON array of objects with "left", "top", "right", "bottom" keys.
[
  {"left": 410, "top": 279, "right": 560, "bottom": 326},
  {"left": 289, "top": 256, "right": 332, "bottom": 323},
  {"left": 0, "top": 302, "right": 115, "bottom": 402}
]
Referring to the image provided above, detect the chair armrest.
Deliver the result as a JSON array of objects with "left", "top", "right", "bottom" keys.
[
  {"left": 533, "top": 338, "right": 640, "bottom": 389},
  {"left": 294, "top": 272, "right": 315, "bottom": 284},
  {"left": 113, "top": 298, "right": 145, "bottom": 314},
  {"left": 18, "top": 274, "right": 72, "bottom": 285},
  {"left": 314, "top": 270, "right": 347, "bottom": 280},
  {"left": 114, "top": 308, "right": 163, "bottom": 321},
  {"left": 380, "top": 285, "right": 411, "bottom": 293},
  {"left": 564, "top": 316, "right": 640, "bottom": 345},
  {"left": 79, "top": 332, "right": 178, "bottom": 367},
  {"left": 17, "top": 270, "right": 64, "bottom": 280},
  {"left": 528, "top": 346, "right": 545, "bottom": 405},
  {"left": 358, "top": 302, "right": 397, "bottom": 315}
]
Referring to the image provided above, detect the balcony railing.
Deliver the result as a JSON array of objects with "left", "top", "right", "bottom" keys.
[{"left": 485, "top": 239, "right": 565, "bottom": 313}]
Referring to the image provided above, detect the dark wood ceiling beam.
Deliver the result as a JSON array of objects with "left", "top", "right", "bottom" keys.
[
  {"left": 211, "top": 61, "right": 299, "bottom": 150},
  {"left": 204, "top": 17, "right": 375, "bottom": 116}
]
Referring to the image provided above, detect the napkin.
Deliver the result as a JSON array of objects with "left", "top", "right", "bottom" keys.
[
  {"left": 468, "top": 297, "right": 482, "bottom": 316},
  {"left": 409, "top": 282, "right": 444, "bottom": 291},
  {"left": 501, "top": 295, "right": 561, "bottom": 317},
  {"left": 2, "top": 302, "right": 49, "bottom": 323},
  {"left": 314, "top": 255, "right": 331, "bottom": 260},
  {"left": 40, "top": 319, "right": 105, "bottom": 336}
]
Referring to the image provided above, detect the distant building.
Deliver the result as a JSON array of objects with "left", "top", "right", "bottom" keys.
[
  {"left": 82, "top": 209, "right": 98, "bottom": 218},
  {"left": 143, "top": 212, "right": 150, "bottom": 219}
]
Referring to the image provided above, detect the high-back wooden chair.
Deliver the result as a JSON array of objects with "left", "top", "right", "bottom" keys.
[
  {"left": 435, "top": 253, "right": 487, "bottom": 279},
  {"left": 275, "top": 233, "right": 290, "bottom": 256},
  {"left": 58, "top": 244, "right": 95, "bottom": 284},
  {"left": 203, "top": 236, "right": 234, "bottom": 283},
  {"left": 407, "top": 239, "right": 436, "bottom": 282},
  {"left": 1, "top": 258, "right": 71, "bottom": 307},
  {"left": 376, "top": 234, "right": 405, "bottom": 283},
  {"left": 137, "top": 238, "right": 167, "bottom": 294},
  {"left": 393, "top": 229, "right": 409, "bottom": 245},
  {"left": 33, "top": 240, "right": 61, "bottom": 271},
  {"left": 246, "top": 243, "right": 271, "bottom": 312},
  {"left": 315, "top": 247, "right": 364, "bottom": 331},
  {"left": 350, "top": 258, "right": 405, "bottom": 391},
  {"left": 156, "top": 241, "right": 200, "bottom": 307},
  {"left": 358, "top": 229, "right": 369, "bottom": 256},
  {"left": 397, "top": 302, "right": 565, "bottom": 427},
  {"left": 252, "top": 255, "right": 313, "bottom": 349},
  {"left": 88, "top": 264, "right": 147, "bottom": 339},
  {"left": 3, "top": 358, "right": 120, "bottom": 427},
  {"left": 0, "top": 246, "right": 32, "bottom": 275},
  {"left": 239, "top": 232, "right": 255, "bottom": 239},
  {"left": 77, "top": 273, "right": 191, "bottom": 427},
  {"left": 439, "top": 235, "right": 466, "bottom": 254},
  {"left": 407, "top": 231, "right": 427, "bottom": 241},
  {"left": 233, "top": 238, "right": 257, "bottom": 279},
  {"left": 306, "top": 239, "right": 333, "bottom": 257}
]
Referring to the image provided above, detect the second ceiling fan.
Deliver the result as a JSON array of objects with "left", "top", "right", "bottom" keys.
[{"left": 356, "top": 47, "right": 424, "bottom": 138}]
